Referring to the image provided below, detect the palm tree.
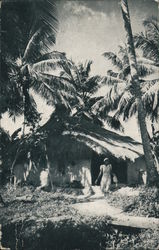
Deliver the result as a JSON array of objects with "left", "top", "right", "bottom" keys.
[
  {"left": 57, "top": 59, "right": 122, "bottom": 130},
  {"left": 1, "top": 0, "right": 76, "bottom": 130},
  {"left": 93, "top": 45, "right": 159, "bottom": 123},
  {"left": 93, "top": 1, "right": 159, "bottom": 185},
  {"left": 120, "top": 0, "right": 158, "bottom": 185},
  {"left": 1, "top": 0, "right": 79, "bottom": 182}
]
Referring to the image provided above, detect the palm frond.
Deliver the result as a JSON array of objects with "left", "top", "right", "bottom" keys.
[
  {"left": 122, "top": 65, "right": 130, "bottom": 79},
  {"left": 143, "top": 84, "right": 159, "bottom": 122},
  {"left": 91, "top": 89, "right": 122, "bottom": 115},
  {"left": 143, "top": 17, "right": 159, "bottom": 44},
  {"left": 142, "top": 80, "right": 159, "bottom": 111},
  {"left": 142, "top": 78, "right": 159, "bottom": 87},
  {"left": 31, "top": 78, "right": 59, "bottom": 105},
  {"left": 143, "top": 17, "right": 159, "bottom": 31},
  {"left": 31, "top": 73, "right": 78, "bottom": 109},
  {"left": 23, "top": 28, "right": 42, "bottom": 64},
  {"left": 116, "top": 91, "right": 136, "bottom": 120},
  {"left": 118, "top": 45, "right": 129, "bottom": 65},
  {"left": 101, "top": 75, "right": 124, "bottom": 86},
  {"left": 31, "top": 58, "right": 63, "bottom": 73},
  {"left": 8, "top": 106, "right": 24, "bottom": 120},
  {"left": 32, "top": 0, "right": 58, "bottom": 34},
  {"left": 56, "top": 90, "right": 72, "bottom": 109},
  {"left": 137, "top": 63, "right": 155, "bottom": 78},
  {"left": 86, "top": 96, "right": 103, "bottom": 108},
  {"left": 81, "top": 76, "right": 101, "bottom": 95},
  {"left": 23, "top": 0, "right": 58, "bottom": 63},
  {"left": 107, "top": 70, "right": 118, "bottom": 78},
  {"left": 58, "top": 60, "right": 75, "bottom": 81},
  {"left": 104, "top": 115, "right": 124, "bottom": 131},
  {"left": 83, "top": 60, "right": 93, "bottom": 77},
  {"left": 23, "top": 31, "right": 58, "bottom": 64},
  {"left": 137, "top": 57, "right": 159, "bottom": 67},
  {"left": 35, "top": 51, "right": 66, "bottom": 62},
  {"left": 37, "top": 73, "right": 76, "bottom": 93},
  {"left": 134, "top": 32, "right": 159, "bottom": 62},
  {"left": 103, "top": 52, "right": 123, "bottom": 70}
]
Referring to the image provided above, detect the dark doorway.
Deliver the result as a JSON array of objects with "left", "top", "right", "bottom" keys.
[
  {"left": 91, "top": 152, "right": 128, "bottom": 185},
  {"left": 111, "top": 158, "right": 127, "bottom": 184}
]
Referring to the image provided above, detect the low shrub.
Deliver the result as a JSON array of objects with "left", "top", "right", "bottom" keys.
[{"left": 123, "top": 187, "right": 159, "bottom": 218}]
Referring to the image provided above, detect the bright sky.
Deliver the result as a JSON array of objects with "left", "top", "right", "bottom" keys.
[
  {"left": 1, "top": 0, "right": 158, "bottom": 141},
  {"left": 55, "top": 0, "right": 157, "bottom": 75}
]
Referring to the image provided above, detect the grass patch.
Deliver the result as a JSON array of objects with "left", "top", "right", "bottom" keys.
[
  {"left": 0, "top": 185, "right": 159, "bottom": 249},
  {"left": 105, "top": 186, "right": 159, "bottom": 218}
]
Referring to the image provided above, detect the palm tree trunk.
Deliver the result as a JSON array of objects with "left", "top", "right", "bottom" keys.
[{"left": 120, "top": 0, "right": 159, "bottom": 185}]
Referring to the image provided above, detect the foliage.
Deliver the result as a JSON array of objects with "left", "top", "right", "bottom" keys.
[
  {"left": 97, "top": 1, "right": 159, "bottom": 185},
  {"left": 123, "top": 187, "right": 159, "bottom": 218},
  {"left": 0, "top": 121, "right": 49, "bottom": 185},
  {"left": 0, "top": 128, "right": 11, "bottom": 184},
  {"left": 1, "top": 186, "right": 159, "bottom": 250},
  {"left": 1, "top": 0, "right": 58, "bottom": 60},
  {"left": 1, "top": 0, "right": 54, "bottom": 120},
  {"left": 105, "top": 186, "right": 159, "bottom": 218},
  {"left": 1, "top": 0, "right": 77, "bottom": 128},
  {"left": 134, "top": 17, "right": 159, "bottom": 63},
  {"left": 136, "top": 228, "right": 159, "bottom": 249},
  {"left": 92, "top": 17, "right": 159, "bottom": 123},
  {"left": 93, "top": 44, "right": 159, "bottom": 123},
  {"left": 57, "top": 59, "right": 122, "bottom": 130}
]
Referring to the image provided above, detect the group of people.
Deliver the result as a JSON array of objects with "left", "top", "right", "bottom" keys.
[{"left": 95, "top": 158, "right": 118, "bottom": 193}]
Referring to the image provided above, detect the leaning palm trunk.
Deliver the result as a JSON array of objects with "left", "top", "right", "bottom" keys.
[{"left": 120, "top": 0, "right": 159, "bottom": 185}]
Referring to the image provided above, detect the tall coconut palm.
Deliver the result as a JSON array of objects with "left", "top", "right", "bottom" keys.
[
  {"left": 1, "top": 0, "right": 76, "bottom": 129},
  {"left": 93, "top": 1, "right": 159, "bottom": 185},
  {"left": 119, "top": 0, "right": 158, "bottom": 185}
]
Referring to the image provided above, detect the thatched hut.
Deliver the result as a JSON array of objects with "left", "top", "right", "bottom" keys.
[{"left": 40, "top": 114, "right": 145, "bottom": 187}]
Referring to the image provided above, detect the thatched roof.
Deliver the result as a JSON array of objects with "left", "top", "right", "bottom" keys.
[{"left": 44, "top": 115, "right": 143, "bottom": 162}]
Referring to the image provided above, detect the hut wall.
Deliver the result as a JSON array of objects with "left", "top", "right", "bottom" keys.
[
  {"left": 49, "top": 159, "right": 92, "bottom": 187},
  {"left": 127, "top": 157, "right": 146, "bottom": 184}
]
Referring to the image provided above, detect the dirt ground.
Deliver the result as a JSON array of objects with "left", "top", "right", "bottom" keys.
[{"left": 0, "top": 185, "right": 159, "bottom": 250}]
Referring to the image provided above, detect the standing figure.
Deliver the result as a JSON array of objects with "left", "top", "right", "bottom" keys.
[
  {"left": 95, "top": 158, "right": 112, "bottom": 193},
  {"left": 112, "top": 173, "right": 118, "bottom": 187},
  {"left": 13, "top": 152, "right": 32, "bottom": 189},
  {"left": 138, "top": 169, "right": 147, "bottom": 185}
]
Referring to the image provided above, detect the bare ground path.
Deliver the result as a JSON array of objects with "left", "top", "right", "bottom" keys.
[{"left": 72, "top": 187, "right": 159, "bottom": 229}]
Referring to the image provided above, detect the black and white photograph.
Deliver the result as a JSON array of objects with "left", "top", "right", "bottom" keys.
[{"left": 0, "top": 0, "right": 159, "bottom": 249}]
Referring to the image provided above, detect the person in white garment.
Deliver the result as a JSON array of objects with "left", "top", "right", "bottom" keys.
[{"left": 95, "top": 158, "right": 112, "bottom": 193}]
